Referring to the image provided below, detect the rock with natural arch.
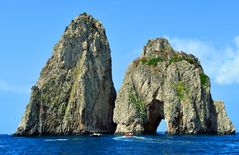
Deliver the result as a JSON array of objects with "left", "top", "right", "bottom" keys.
[{"left": 113, "top": 38, "right": 235, "bottom": 135}]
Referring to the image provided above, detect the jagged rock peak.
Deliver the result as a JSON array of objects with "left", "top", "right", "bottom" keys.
[
  {"left": 15, "top": 13, "right": 116, "bottom": 136},
  {"left": 64, "top": 13, "right": 103, "bottom": 33},
  {"left": 113, "top": 37, "right": 235, "bottom": 135},
  {"left": 143, "top": 38, "right": 173, "bottom": 56},
  {"left": 133, "top": 38, "right": 201, "bottom": 71}
]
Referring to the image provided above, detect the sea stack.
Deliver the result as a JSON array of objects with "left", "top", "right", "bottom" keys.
[
  {"left": 15, "top": 13, "right": 116, "bottom": 136},
  {"left": 113, "top": 38, "right": 235, "bottom": 135}
]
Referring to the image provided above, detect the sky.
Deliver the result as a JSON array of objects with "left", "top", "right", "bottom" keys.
[{"left": 0, "top": 0, "right": 238, "bottom": 134}]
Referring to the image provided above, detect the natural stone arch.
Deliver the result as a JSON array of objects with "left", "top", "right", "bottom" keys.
[
  {"left": 144, "top": 99, "right": 165, "bottom": 134},
  {"left": 113, "top": 38, "right": 235, "bottom": 135}
]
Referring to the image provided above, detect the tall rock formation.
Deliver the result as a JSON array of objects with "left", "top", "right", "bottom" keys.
[
  {"left": 113, "top": 38, "right": 235, "bottom": 135},
  {"left": 15, "top": 13, "right": 116, "bottom": 136}
]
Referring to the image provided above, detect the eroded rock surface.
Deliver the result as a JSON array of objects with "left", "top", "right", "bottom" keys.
[
  {"left": 113, "top": 38, "right": 235, "bottom": 135},
  {"left": 15, "top": 13, "right": 116, "bottom": 136},
  {"left": 213, "top": 101, "right": 235, "bottom": 134}
]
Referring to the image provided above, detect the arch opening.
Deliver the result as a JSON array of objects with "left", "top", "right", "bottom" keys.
[
  {"left": 143, "top": 99, "right": 166, "bottom": 134},
  {"left": 157, "top": 120, "right": 167, "bottom": 134}
]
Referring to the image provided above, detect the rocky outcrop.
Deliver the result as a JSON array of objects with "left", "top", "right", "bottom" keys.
[
  {"left": 15, "top": 13, "right": 116, "bottom": 136},
  {"left": 213, "top": 101, "right": 235, "bottom": 134},
  {"left": 113, "top": 38, "right": 235, "bottom": 135}
]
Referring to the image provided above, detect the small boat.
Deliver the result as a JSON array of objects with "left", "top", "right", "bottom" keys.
[
  {"left": 90, "top": 132, "right": 102, "bottom": 137},
  {"left": 124, "top": 133, "right": 134, "bottom": 137}
]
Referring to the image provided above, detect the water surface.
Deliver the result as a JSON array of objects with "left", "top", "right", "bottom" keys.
[{"left": 0, "top": 133, "right": 238, "bottom": 154}]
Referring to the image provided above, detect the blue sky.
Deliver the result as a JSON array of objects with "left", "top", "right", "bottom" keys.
[{"left": 0, "top": 0, "right": 238, "bottom": 134}]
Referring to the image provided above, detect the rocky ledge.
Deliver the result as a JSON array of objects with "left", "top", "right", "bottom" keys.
[
  {"left": 15, "top": 13, "right": 116, "bottom": 136},
  {"left": 113, "top": 38, "right": 235, "bottom": 135}
]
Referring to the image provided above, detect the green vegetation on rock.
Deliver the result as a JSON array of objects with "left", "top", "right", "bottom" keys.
[
  {"left": 169, "top": 54, "right": 184, "bottom": 65},
  {"left": 145, "top": 57, "right": 163, "bottom": 66},
  {"left": 133, "top": 51, "right": 200, "bottom": 69},
  {"left": 200, "top": 73, "right": 208, "bottom": 87},
  {"left": 174, "top": 81, "right": 189, "bottom": 101},
  {"left": 128, "top": 86, "right": 146, "bottom": 119},
  {"left": 133, "top": 56, "right": 163, "bottom": 67},
  {"left": 168, "top": 53, "right": 197, "bottom": 66},
  {"left": 176, "top": 81, "right": 185, "bottom": 100}
]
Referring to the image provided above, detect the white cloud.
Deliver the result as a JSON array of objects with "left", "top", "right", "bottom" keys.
[
  {"left": 166, "top": 36, "right": 239, "bottom": 85},
  {"left": 0, "top": 80, "right": 31, "bottom": 94},
  {"left": 234, "top": 36, "right": 239, "bottom": 48}
]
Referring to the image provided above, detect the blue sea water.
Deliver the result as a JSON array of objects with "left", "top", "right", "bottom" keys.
[{"left": 0, "top": 133, "right": 239, "bottom": 155}]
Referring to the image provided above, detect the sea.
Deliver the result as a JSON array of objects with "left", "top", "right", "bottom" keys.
[{"left": 0, "top": 133, "right": 238, "bottom": 155}]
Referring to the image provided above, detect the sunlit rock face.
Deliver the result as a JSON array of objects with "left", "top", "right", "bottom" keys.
[
  {"left": 113, "top": 38, "right": 235, "bottom": 135},
  {"left": 15, "top": 13, "right": 116, "bottom": 136}
]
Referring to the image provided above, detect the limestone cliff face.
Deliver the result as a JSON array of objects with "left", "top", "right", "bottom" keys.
[
  {"left": 15, "top": 13, "right": 116, "bottom": 136},
  {"left": 113, "top": 38, "right": 235, "bottom": 135}
]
